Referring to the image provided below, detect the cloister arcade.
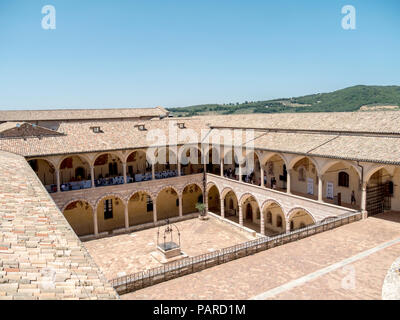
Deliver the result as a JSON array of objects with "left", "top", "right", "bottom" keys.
[{"left": 26, "top": 145, "right": 400, "bottom": 238}]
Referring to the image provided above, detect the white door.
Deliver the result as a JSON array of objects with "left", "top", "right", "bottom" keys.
[{"left": 326, "top": 182, "right": 334, "bottom": 199}]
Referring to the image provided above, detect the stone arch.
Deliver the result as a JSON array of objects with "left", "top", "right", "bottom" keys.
[
  {"left": 260, "top": 153, "right": 289, "bottom": 190},
  {"left": 207, "top": 183, "right": 221, "bottom": 215},
  {"left": 179, "top": 145, "right": 203, "bottom": 175},
  {"left": 320, "top": 159, "right": 362, "bottom": 179},
  {"left": 261, "top": 199, "right": 287, "bottom": 234},
  {"left": 96, "top": 194, "right": 126, "bottom": 233},
  {"left": 153, "top": 147, "right": 178, "bottom": 174},
  {"left": 242, "top": 151, "right": 261, "bottom": 185},
  {"left": 221, "top": 187, "right": 237, "bottom": 200},
  {"left": 287, "top": 207, "right": 316, "bottom": 231},
  {"left": 62, "top": 200, "right": 94, "bottom": 236},
  {"left": 93, "top": 152, "right": 124, "bottom": 181},
  {"left": 204, "top": 146, "right": 221, "bottom": 174},
  {"left": 288, "top": 155, "right": 320, "bottom": 174},
  {"left": 27, "top": 157, "right": 57, "bottom": 189},
  {"left": 260, "top": 152, "right": 289, "bottom": 168},
  {"left": 58, "top": 154, "right": 91, "bottom": 185},
  {"left": 126, "top": 149, "right": 152, "bottom": 179},
  {"left": 95, "top": 193, "right": 126, "bottom": 210},
  {"left": 156, "top": 186, "right": 180, "bottom": 220},
  {"left": 181, "top": 181, "right": 204, "bottom": 197},
  {"left": 182, "top": 183, "right": 204, "bottom": 215},
  {"left": 57, "top": 154, "right": 91, "bottom": 170},
  {"left": 206, "top": 181, "right": 221, "bottom": 194},
  {"left": 364, "top": 165, "right": 391, "bottom": 184},
  {"left": 127, "top": 190, "right": 154, "bottom": 226}
]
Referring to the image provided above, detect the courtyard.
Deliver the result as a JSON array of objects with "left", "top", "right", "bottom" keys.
[
  {"left": 84, "top": 215, "right": 255, "bottom": 280},
  {"left": 121, "top": 211, "right": 400, "bottom": 300}
]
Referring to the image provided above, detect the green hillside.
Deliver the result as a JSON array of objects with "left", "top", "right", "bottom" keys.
[{"left": 167, "top": 85, "right": 400, "bottom": 117}]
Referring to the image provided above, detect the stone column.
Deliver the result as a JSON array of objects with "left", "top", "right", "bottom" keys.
[
  {"left": 93, "top": 211, "right": 98, "bottom": 236},
  {"left": 56, "top": 169, "right": 61, "bottom": 193},
  {"left": 90, "top": 166, "right": 95, "bottom": 188},
  {"left": 124, "top": 202, "right": 129, "bottom": 229},
  {"left": 318, "top": 174, "right": 323, "bottom": 202},
  {"left": 220, "top": 157, "right": 224, "bottom": 176},
  {"left": 260, "top": 210, "right": 265, "bottom": 235},
  {"left": 122, "top": 162, "right": 127, "bottom": 184},
  {"left": 153, "top": 200, "right": 157, "bottom": 223},
  {"left": 151, "top": 163, "right": 155, "bottom": 180},
  {"left": 178, "top": 195, "right": 183, "bottom": 217},
  {"left": 178, "top": 160, "right": 181, "bottom": 176},
  {"left": 286, "top": 169, "right": 291, "bottom": 194},
  {"left": 238, "top": 165, "right": 242, "bottom": 182},
  {"left": 220, "top": 198, "right": 225, "bottom": 218},
  {"left": 361, "top": 181, "right": 367, "bottom": 218},
  {"left": 239, "top": 205, "right": 243, "bottom": 226},
  {"left": 261, "top": 166, "right": 265, "bottom": 188}
]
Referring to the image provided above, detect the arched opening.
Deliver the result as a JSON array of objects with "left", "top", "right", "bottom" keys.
[
  {"left": 28, "top": 158, "right": 57, "bottom": 192},
  {"left": 63, "top": 200, "right": 94, "bottom": 236},
  {"left": 262, "top": 154, "right": 287, "bottom": 191},
  {"left": 205, "top": 147, "right": 221, "bottom": 175},
  {"left": 321, "top": 161, "right": 361, "bottom": 209},
  {"left": 223, "top": 190, "right": 238, "bottom": 218},
  {"left": 94, "top": 153, "right": 124, "bottom": 187},
  {"left": 366, "top": 167, "right": 394, "bottom": 215},
  {"left": 126, "top": 150, "right": 152, "bottom": 183},
  {"left": 207, "top": 184, "right": 220, "bottom": 215},
  {"left": 154, "top": 147, "right": 179, "bottom": 179},
  {"left": 127, "top": 191, "right": 154, "bottom": 226},
  {"left": 96, "top": 196, "right": 125, "bottom": 233},
  {"left": 243, "top": 152, "right": 261, "bottom": 186},
  {"left": 239, "top": 195, "right": 260, "bottom": 231},
  {"left": 180, "top": 146, "right": 203, "bottom": 175},
  {"left": 182, "top": 184, "right": 203, "bottom": 215},
  {"left": 223, "top": 149, "right": 239, "bottom": 181},
  {"left": 156, "top": 187, "right": 179, "bottom": 220},
  {"left": 59, "top": 155, "right": 91, "bottom": 191},
  {"left": 290, "top": 157, "right": 318, "bottom": 197},
  {"left": 262, "top": 201, "right": 286, "bottom": 235},
  {"left": 288, "top": 209, "right": 315, "bottom": 231}
]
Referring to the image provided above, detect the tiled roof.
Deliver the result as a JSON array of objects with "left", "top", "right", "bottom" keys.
[
  {"left": 0, "top": 111, "right": 399, "bottom": 164},
  {"left": 0, "top": 151, "right": 119, "bottom": 300},
  {"left": 199, "top": 111, "right": 400, "bottom": 134},
  {"left": 0, "top": 107, "right": 168, "bottom": 122}
]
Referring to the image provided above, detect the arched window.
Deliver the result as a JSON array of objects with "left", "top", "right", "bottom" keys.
[
  {"left": 267, "top": 211, "right": 272, "bottom": 224},
  {"left": 277, "top": 215, "right": 282, "bottom": 228},
  {"left": 338, "top": 172, "right": 350, "bottom": 187},
  {"left": 298, "top": 167, "right": 305, "bottom": 181}
]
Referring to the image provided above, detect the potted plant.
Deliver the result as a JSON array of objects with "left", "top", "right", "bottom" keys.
[{"left": 195, "top": 202, "right": 208, "bottom": 220}]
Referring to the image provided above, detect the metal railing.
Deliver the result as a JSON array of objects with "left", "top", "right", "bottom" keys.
[{"left": 110, "top": 210, "right": 362, "bottom": 294}]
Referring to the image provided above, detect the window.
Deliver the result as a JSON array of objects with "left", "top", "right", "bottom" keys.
[
  {"left": 338, "top": 172, "right": 350, "bottom": 187},
  {"left": 298, "top": 167, "right": 305, "bottom": 181},
  {"left": 267, "top": 211, "right": 272, "bottom": 224},
  {"left": 146, "top": 196, "right": 153, "bottom": 212},
  {"left": 90, "top": 126, "right": 102, "bottom": 133},
  {"left": 277, "top": 215, "right": 282, "bottom": 228},
  {"left": 104, "top": 199, "right": 113, "bottom": 220},
  {"left": 290, "top": 221, "right": 294, "bottom": 231}
]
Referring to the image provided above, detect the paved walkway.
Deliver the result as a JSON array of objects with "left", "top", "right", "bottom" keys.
[
  {"left": 122, "top": 211, "right": 400, "bottom": 300},
  {"left": 84, "top": 216, "right": 255, "bottom": 279}
]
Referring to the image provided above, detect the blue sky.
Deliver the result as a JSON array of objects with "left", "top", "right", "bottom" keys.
[{"left": 0, "top": 0, "right": 399, "bottom": 109}]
